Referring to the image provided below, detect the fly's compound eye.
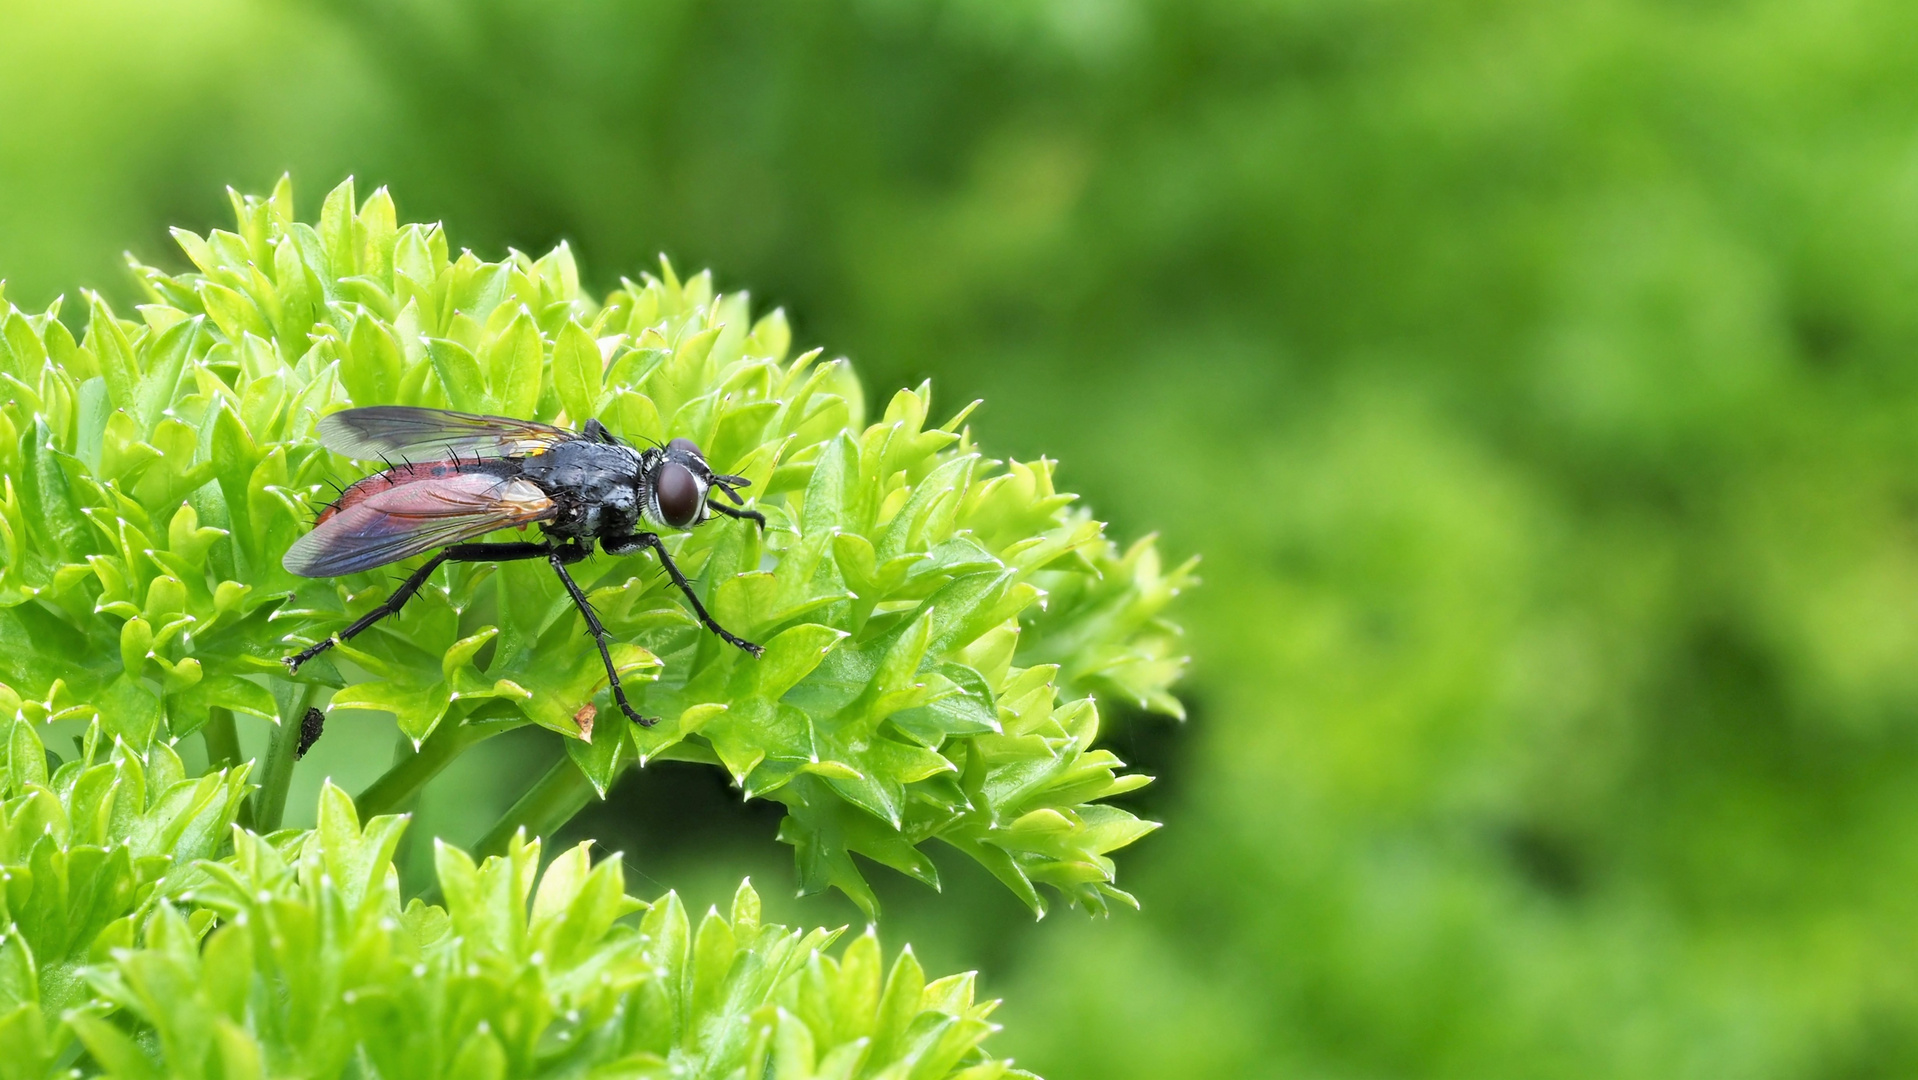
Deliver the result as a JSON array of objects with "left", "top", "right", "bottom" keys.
[
  {"left": 667, "top": 436, "right": 703, "bottom": 458},
  {"left": 656, "top": 461, "right": 702, "bottom": 527}
]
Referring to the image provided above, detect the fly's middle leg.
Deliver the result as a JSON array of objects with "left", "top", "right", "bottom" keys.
[{"left": 546, "top": 550, "right": 657, "bottom": 727}]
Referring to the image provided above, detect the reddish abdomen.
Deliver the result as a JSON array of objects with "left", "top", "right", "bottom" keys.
[{"left": 319, "top": 460, "right": 488, "bottom": 524}]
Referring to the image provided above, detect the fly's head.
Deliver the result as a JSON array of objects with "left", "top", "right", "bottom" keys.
[{"left": 643, "top": 437, "right": 752, "bottom": 530}]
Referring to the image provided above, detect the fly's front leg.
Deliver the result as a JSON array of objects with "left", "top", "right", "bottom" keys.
[
  {"left": 283, "top": 541, "right": 555, "bottom": 674},
  {"left": 605, "top": 532, "right": 764, "bottom": 658},
  {"left": 707, "top": 500, "right": 766, "bottom": 530},
  {"left": 546, "top": 549, "right": 656, "bottom": 727}
]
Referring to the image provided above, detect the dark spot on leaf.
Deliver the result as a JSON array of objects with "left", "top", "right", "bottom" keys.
[{"left": 295, "top": 707, "right": 325, "bottom": 759}]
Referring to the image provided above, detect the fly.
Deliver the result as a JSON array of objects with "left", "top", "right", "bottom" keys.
[{"left": 281, "top": 405, "right": 766, "bottom": 727}]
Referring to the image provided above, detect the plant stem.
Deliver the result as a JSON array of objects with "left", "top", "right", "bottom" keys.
[
  {"left": 201, "top": 706, "right": 242, "bottom": 771},
  {"left": 354, "top": 713, "right": 509, "bottom": 819},
  {"left": 474, "top": 754, "right": 602, "bottom": 859},
  {"left": 204, "top": 706, "right": 252, "bottom": 829},
  {"left": 251, "top": 682, "right": 317, "bottom": 832}
]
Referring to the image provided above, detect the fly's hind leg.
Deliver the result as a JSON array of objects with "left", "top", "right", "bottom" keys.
[
  {"left": 283, "top": 541, "right": 554, "bottom": 674},
  {"left": 546, "top": 545, "right": 658, "bottom": 727},
  {"left": 285, "top": 550, "right": 453, "bottom": 674}
]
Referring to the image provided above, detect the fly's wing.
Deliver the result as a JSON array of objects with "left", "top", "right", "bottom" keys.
[
  {"left": 317, "top": 406, "right": 578, "bottom": 461},
  {"left": 283, "top": 472, "right": 556, "bottom": 577}
]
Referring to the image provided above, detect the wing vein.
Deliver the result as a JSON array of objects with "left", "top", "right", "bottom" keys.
[{"left": 317, "top": 405, "right": 576, "bottom": 461}]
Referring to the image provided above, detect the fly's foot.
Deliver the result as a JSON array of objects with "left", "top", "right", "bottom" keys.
[
  {"left": 284, "top": 636, "right": 337, "bottom": 675},
  {"left": 609, "top": 681, "right": 657, "bottom": 727},
  {"left": 715, "top": 629, "right": 764, "bottom": 658}
]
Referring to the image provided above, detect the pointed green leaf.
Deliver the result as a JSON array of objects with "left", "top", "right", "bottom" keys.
[{"left": 553, "top": 319, "right": 602, "bottom": 426}]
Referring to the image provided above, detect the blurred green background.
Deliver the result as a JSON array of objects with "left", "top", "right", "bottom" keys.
[{"left": 8, "top": 0, "right": 1918, "bottom": 1075}]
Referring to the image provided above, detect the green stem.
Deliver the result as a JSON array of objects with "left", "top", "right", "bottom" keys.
[
  {"left": 474, "top": 754, "right": 603, "bottom": 859},
  {"left": 201, "top": 706, "right": 242, "bottom": 771},
  {"left": 203, "top": 706, "right": 251, "bottom": 829},
  {"left": 251, "top": 682, "right": 317, "bottom": 832},
  {"left": 354, "top": 713, "right": 511, "bottom": 819}
]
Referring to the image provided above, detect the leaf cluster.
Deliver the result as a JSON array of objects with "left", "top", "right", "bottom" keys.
[
  {"left": 0, "top": 715, "right": 250, "bottom": 1074},
  {"left": 6, "top": 768, "right": 1027, "bottom": 1079},
  {"left": 0, "top": 177, "right": 1191, "bottom": 915}
]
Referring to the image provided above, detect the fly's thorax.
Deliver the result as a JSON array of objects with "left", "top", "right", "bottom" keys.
[
  {"left": 552, "top": 489, "right": 641, "bottom": 539},
  {"left": 523, "top": 440, "right": 645, "bottom": 539}
]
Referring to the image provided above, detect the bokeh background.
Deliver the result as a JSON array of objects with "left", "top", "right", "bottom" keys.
[{"left": 8, "top": 0, "right": 1918, "bottom": 1075}]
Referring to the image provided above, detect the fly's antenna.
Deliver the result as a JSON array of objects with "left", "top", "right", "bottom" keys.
[{"left": 711, "top": 473, "right": 751, "bottom": 504}]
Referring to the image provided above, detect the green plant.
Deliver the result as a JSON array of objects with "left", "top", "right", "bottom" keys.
[{"left": 0, "top": 179, "right": 1190, "bottom": 1075}]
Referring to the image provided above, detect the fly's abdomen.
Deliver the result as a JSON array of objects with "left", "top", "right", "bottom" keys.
[{"left": 318, "top": 459, "right": 514, "bottom": 523}]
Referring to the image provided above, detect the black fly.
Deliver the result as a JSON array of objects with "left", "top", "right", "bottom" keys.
[{"left": 281, "top": 405, "right": 765, "bottom": 727}]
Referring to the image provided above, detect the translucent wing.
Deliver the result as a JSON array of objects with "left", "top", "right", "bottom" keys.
[
  {"left": 316, "top": 406, "right": 578, "bottom": 461},
  {"left": 283, "top": 472, "right": 556, "bottom": 576}
]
